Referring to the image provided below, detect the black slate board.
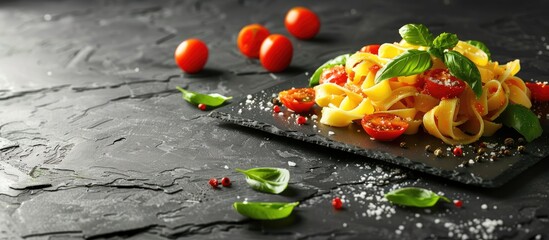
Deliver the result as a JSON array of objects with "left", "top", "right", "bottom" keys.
[{"left": 210, "top": 76, "right": 549, "bottom": 187}]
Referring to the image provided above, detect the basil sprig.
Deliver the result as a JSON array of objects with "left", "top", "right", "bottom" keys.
[
  {"left": 309, "top": 54, "right": 350, "bottom": 87},
  {"left": 176, "top": 86, "right": 232, "bottom": 107},
  {"left": 385, "top": 187, "right": 450, "bottom": 207},
  {"left": 236, "top": 167, "right": 290, "bottom": 194},
  {"left": 374, "top": 50, "right": 432, "bottom": 84},
  {"left": 466, "top": 40, "right": 491, "bottom": 61},
  {"left": 233, "top": 201, "right": 299, "bottom": 220},
  {"left": 498, "top": 104, "right": 543, "bottom": 142},
  {"left": 375, "top": 24, "right": 483, "bottom": 98}
]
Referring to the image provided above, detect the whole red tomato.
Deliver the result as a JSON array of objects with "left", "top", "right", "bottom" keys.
[
  {"left": 174, "top": 39, "right": 208, "bottom": 74},
  {"left": 284, "top": 7, "right": 320, "bottom": 40},
  {"left": 237, "top": 24, "right": 270, "bottom": 58},
  {"left": 259, "top": 34, "right": 293, "bottom": 72}
]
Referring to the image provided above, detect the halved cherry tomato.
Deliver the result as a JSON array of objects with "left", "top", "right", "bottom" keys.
[
  {"left": 237, "top": 24, "right": 270, "bottom": 58},
  {"left": 319, "top": 65, "right": 348, "bottom": 86},
  {"left": 284, "top": 7, "right": 320, "bottom": 40},
  {"left": 361, "top": 113, "right": 409, "bottom": 141},
  {"left": 421, "top": 69, "right": 466, "bottom": 99},
  {"left": 174, "top": 39, "right": 208, "bottom": 74},
  {"left": 360, "top": 44, "right": 381, "bottom": 55},
  {"left": 278, "top": 88, "right": 315, "bottom": 113},
  {"left": 525, "top": 81, "right": 549, "bottom": 102},
  {"left": 260, "top": 34, "right": 293, "bottom": 72}
]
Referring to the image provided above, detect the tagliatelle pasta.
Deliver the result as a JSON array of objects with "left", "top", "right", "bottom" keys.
[{"left": 314, "top": 40, "right": 532, "bottom": 145}]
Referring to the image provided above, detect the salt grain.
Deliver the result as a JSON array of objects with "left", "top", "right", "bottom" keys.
[
  {"left": 481, "top": 204, "right": 488, "bottom": 210},
  {"left": 288, "top": 161, "right": 296, "bottom": 167}
]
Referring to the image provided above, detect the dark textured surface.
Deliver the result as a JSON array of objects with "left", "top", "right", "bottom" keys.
[{"left": 0, "top": 0, "right": 548, "bottom": 239}]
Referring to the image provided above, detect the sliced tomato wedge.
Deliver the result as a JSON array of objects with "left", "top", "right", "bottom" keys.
[
  {"left": 279, "top": 88, "right": 315, "bottom": 113},
  {"left": 361, "top": 113, "right": 409, "bottom": 141},
  {"left": 421, "top": 69, "right": 466, "bottom": 99},
  {"left": 359, "top": 44, "right": 381, "bottom": 55},
  {"left": 525, "top": 81, "right": 549, "bottom": 102},
  {"left": 319, "top": 65, "right": 348, "bottom": 86}
]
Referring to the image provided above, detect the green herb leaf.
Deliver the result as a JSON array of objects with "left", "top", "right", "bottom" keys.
[
  {"left": 236, "top": 167, "right": 290, "bottom": 194},
  {"left": 385, "top": 187, "right": 450, "bottom": 207},
  {"left": 466, "top": 40, "right": 492, "bottom": 61},
  {"left": 398, "top": 24, "right": 434, "bottom": 47},
  {"left": 428, "top": 48, "right": 444, "bottom": 61},
  {"left": 432, "top": 32, "right": 459, "bottom": 49},
  {"left": 233, "top": 201, "right": 299, "bottom": 220},
  {"left": 375, "top": 50, "right": 432, "bottom": 84},
  {"left": 309, "top": 54, "right": 350, "bottom": 87},
  {"left": 176, "top": 86, "right": 232, "bottom": 107},
  {"left": 443, "top": 50, "right": 482, "bottom": 97},
  {"left": 498, "top": 104, "right": 543, "bottom": 142}
]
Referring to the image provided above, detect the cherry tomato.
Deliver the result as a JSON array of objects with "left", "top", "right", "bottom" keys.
[
  {"left": 284, "top": 7, "right": 320, "bottom": 40},
  {"left": 260, "top": 34, "right": 293, "bottom": 72},
  {"left": 361, "top": 113, "right": 409, "bottom": 141},
  {"left": 422, "top": 69, "right": 466, "bottom": 99},
  {"left": 174, "top": 39, "right": 208, "bottom": 74},
  {"left": 525, "top": 81, "right": 549, "bottom": 102},
  {"left": 278, "top": 88, "right": 315, "bottom": 113},
  {"left": 360, "top": 44, "right": 381, "bottom": 55},
  {"left": 237, "top": 24, "right": 270, "bottom": 58},
  {"left": 319, "top": 65, "right": 348, "bottom": 86}
]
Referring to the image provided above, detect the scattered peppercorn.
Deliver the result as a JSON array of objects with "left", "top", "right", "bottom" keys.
[
  {"left": 504, "top": 138, "right": 515, "bottom": 146},
  {"left": 479, "top": 142, "right": 487, "bottom": 148},
  {"left": 490, "top": 155, "right": 497, "bottom": 161},
  {"left": 273, "top": 105, "right": 281, "bottom": 113},
  {"left": 503, "top": 149, "right": 512, "bottom": 156},
  {"left": 453, "top": 147, "right": 463, "bottom": 157},
  {"left": 399, "top": 142, "right": 407, "bottom": 148},
  {"left": 198, "top": 103, "right": 207, "bottom": 111},
  {"left": 296, "top": 115, "right": 307, "bottom": 125},
  {"left": 517, "top": 138, "right": 525, "bottom": 144},
  {"left": 517, "top": 145, "right": 526, "bottom": 153},
  {"left": 271, "top": 97, "right": 281, "bottom": 106},
  {"left": 332, "top": 197, "right": 343, "bottom": 210},
  {"left": 208, "top": 178, "right": 218, "bottom": 188},
  {"left": 425, "top": 145, "right": 433, "bottom": 152},
  {"left": 221, "top": 177, "right": 231, "bottom": 187},
  {"left": 453, "top": 199, "right": 463, "bottom": 208},
  {"left": 434, "top": 148, "right": 443, "bottom": 157},
  {"left": 477, "top": 148, "right": 485, "bottom": 155}
]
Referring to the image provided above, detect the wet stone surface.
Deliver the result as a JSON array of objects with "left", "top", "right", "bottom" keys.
[{"left": 0, "top": 0, "right": 548, "bottom": 239}]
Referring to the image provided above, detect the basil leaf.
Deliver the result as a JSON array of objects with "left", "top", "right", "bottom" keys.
[
  {"left": 443, "top": 50, "right": 482, "bottom": 97},
  {"left": 309, "top": 54, "right": 350, "bottom": 87},
  {"left": 176, "top": 86, "right": 232, "bottom": 107},
  {"left": 233, "top": 201, "right": 299, "bottom": 220},
  {"left": 466, "top": 40, "right": 492, "bottom": 61},
  {"left": 432, "top": 32, "right": 459, "bottom": 49},
  {"left": 375, "top": 50, "right": 432, "bottom": 84},
  {"left": 236, "top": 167, "right": 290, "bottom": 194},
  {"left": 428, "top": 48, "right": 444, "bottom": 61},
  {"left": 498, "top": 104, "right": 543, "bottom": 142},
  {"left": 385, "top": 187, "right": 450, "bottom": 207},
  {"left": 398, "top": 24, "right": 434, "bottom": 47}
]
